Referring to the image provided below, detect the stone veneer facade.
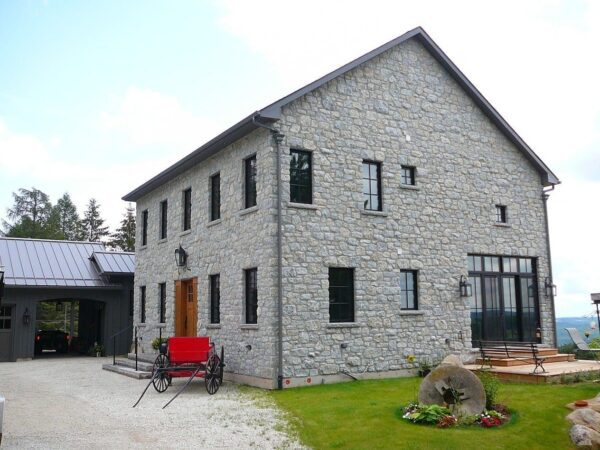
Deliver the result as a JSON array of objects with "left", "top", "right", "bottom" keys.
[{"left": 133, "top": 37, "right": 556, "bottom": 388}]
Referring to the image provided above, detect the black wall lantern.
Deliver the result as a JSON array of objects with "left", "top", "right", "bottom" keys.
[
  {"left": 544, "top": 277, "right": 557, "bottom": 297},
  {"left": 174, "top": 245, "right": 188, "bottom": 268},
  {"left": 22, "top": 307, "right": 31, "bottom": 326},
  {"left": 459, "top": 275, "right": 472, "bottom": 297}
]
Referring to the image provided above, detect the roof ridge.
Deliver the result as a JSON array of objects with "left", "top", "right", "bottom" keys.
[{"left": 0, "top": 236, "right": 105, "bottom": 246}]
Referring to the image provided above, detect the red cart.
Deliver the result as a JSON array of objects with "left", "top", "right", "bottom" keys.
[{"left": 133, "top": 336, "right": 224, "bottom": 409}]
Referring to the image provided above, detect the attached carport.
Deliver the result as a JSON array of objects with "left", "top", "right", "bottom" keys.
[{"left": 0, "top": 238, "right": 134, "bottom": 362}]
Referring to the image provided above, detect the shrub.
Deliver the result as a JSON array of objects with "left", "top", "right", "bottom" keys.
[
  {"left": 478, "top": 371, "right": 500, "bottom": 409},
  {"left": 403, "top": 404, "right": 452, "bottom": 425},
  {"left": 151, "top": 337, "right": 168, "bottom": 350},
  {"left": 436, "top": 415, "right": 457, "bottom": 428}
]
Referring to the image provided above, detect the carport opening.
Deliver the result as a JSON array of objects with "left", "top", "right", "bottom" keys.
[{"left": 35, "top": 299, "right": 105, "bottom": 357}]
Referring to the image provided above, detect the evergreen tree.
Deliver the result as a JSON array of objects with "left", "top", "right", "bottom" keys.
[
  {"left": 81, "top": 198, "right": 109, "bottom": 242},
  {"left": 108, "top": 204, "right": 136, "bottom": 251},
  {"left": 53, "top": 193, "right": 84, "bottom": 240},
  {"left": 3, "top": 187, "right": 61, "bottom": 238}
]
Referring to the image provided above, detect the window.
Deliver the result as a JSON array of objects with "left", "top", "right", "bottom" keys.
[
  {"left": 290, "top": 149, "right": 312, "bottom": 204},
  {"left": 329, "top": 268, "right": 354, "bottom": 323},
  {"left": 159, "top": 283, "right": 166, "bottom": 323},
  {"left": 210, "top": 173, "right": 221, "bottom": 221},
  {"left": 245, "top": 268, "right": 258, "bottom": 324},
  {"left": 244, "top": 155, "right": 257, "bottom": 208},
  {"left": 401, "top": 165, "right": 416, "bottom": 186},
  {"left": 210, "top": 274, "right": 220, "bottom": 324},
  {"left": 362, "top": 161, "right": 382, "bottom": 211},
  {"left": 140, "top": 286, "right": 146, "bottom": 323},
  {"left": 183, "top": 188, "right": 192, "bottom": 230},
  {"left": 496, "top": 205, "right": 507, "bottom": 223},
  {"left": 141, "top": 210, "right": 148, "bottom": 246},
  {"left": 0, "top": 306, "right": 11, "bottom": 329},
  {"left": 400, "top": 270, "right": 418, "bottom": 310},
  {"left": 159, "top": 200, "right": 168, "bottom": 239}
]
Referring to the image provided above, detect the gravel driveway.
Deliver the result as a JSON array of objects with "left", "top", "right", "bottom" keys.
[{"left": 0, "top": 357, "right": 303, "bottom": 449}]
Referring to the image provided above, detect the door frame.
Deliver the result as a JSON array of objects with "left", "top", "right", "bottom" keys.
[{"left": 174, "top": 278, "right": 198, "bottom": 337}]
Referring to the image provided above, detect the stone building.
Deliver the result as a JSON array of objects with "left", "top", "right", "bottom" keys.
[{"left": 123, "top": 27, "right": 559, "bottom": 388}]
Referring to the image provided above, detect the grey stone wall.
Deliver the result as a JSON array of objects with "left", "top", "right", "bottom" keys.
[
  {"left": 276, "top": 38, "right": 554, "bottom": 381},
  {"left": 133, "top": 129, "right": 279, "bottom": 383}
]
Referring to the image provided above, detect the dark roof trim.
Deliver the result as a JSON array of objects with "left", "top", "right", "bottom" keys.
[{"left": 123, "top": 27, "right": 558, "bottom": 201}]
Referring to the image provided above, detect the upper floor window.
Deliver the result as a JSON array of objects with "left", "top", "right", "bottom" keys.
[
  {"left": 158, "top": 282, "right": 166, "bottom": 323},
  {"left": 140, "top": 286, "right": 146, "bottom": 323},
  {"left": 362, "top": 160, "right": 382, "bottom": 211},
  {"left": 141, "top": 210, "right": 148, "bottom": 246},
  {"left": 290, "top": 149, "right": 312, "bottom": 204},
  {"left": 245, "top": 268, "right": 258, "bottom": 324},
  {"left": 210, "top": 173, "right": 221, "bottom": 221},
  {"left": 210, "top": 274, "right": 220, "bottom": 324},
  {"left": 159, "top": 200, "right": 168, "bottom": 239},
  {"left": 401, "top": 165, "right": 416, "bottom": 186},
  {"left": 183, "top": 188, "right": 192, "bottom": 230},
  {"left": 400, "top": 270, "right": 418, "bottom": 310},
  {"left": 496, "top": 205, "right": 507, "bottom": 224},
  {"left": 329, "top": 268, "right": 354, "bottom": 323},
  {"left": 244, "top": 155, "right": 257, "bottom": 209}
]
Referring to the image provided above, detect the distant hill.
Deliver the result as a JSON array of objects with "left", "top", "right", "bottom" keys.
[{"left": 556, "top": 317, "right": 600, "bottom": 346}]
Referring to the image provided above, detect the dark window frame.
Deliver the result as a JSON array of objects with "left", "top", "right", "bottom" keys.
[
  {"left": 362, "top": 160, "right": 382, "bottom": 211},
  {"left": 496, "top": 205, "right": 507, "bottom": 223},
  {"left": 159, "top": 282, "right": 166, "bottom": 324},
  {"left": 401, "top": 165, "right": 416, "bottom": 186},
  {"left": 244, "top": 155, "right": 257, "bottom": 209},
  {"left": 183, "top": 188, "right": 192, "bottom": 231},
  {"left": 140, "top": 286, "right": 146, "bottom": 324},
  {"left": 141, "top": 210, "right": 148, "bottom": 246},
  {"left": 244, "top": 268, "right": 258, "bottom": 324},
  {"left": 328, "top": 267, "right": 355, "bottom": 323},
  {"left": 289, "top": 149, "right": 313, "bottom": 204},
  {"left": 210, "top": 173, "right": 221, "bottom": 221},
  {"left": 210, "top": 274, "right": 220, "bottom": 324},
  {"left": 159, "top": 199, "right": 168, "bottom": 239},
  {"left": 0, "top": 305, "right": 12, "bottom": 330},
  {"left": 400, "top": 270, "right": 418, "bottom": 310}
]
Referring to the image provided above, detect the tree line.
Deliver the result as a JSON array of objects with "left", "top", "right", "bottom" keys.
[{"left": 1, "top": 187, "right": 135, "bottom": 251}]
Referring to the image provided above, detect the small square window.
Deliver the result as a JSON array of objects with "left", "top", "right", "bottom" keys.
[
  {"left": 401, "top": 165, "right": 416, "bottom": 186},
  {"left": 496, "top": 205, "right": 507, "bottom": 223}
]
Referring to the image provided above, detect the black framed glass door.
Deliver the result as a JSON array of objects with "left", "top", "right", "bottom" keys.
[{"left": 468, "top": 255, "right": 539, "bottom": 345}]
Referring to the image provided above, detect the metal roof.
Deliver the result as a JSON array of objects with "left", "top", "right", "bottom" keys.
[
  {"left": 90, "top": 251, "right": 135, "bottom": 275},
  {"left": 0, "top": 237, "right": 134, "bottom": 288},
  {"left": 123, "top": 26, "right": 559, "bottom": 202}
]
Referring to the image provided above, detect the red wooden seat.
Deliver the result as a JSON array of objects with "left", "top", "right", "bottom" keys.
[{"left": 168, "top": 337, "right": 211, "bottom": 364}]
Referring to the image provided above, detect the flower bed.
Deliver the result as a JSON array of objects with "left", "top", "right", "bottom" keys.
[{"left": 401, "top": 402, "right": 511, "bottom": 428}]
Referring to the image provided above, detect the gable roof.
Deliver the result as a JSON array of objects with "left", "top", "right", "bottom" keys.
[
  {"left": 0, "top": 237, "right": 134, "bottom": 288},
  {"left": 89, "top": 250, "right": 135, "bottom": 276},
  {"left": 123, "top": 27, "right": 558, "bottom": 202}
]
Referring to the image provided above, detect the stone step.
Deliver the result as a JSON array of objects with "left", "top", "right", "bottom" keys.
[
  {"left": 114, "top": 358, "right": 154, "bottom": 372},
  {"left": 102, "top": 363, "right": 152, "bottom": 379},
  {"left": 127, "top": 352, "right": 159, "bottom": 364},
  {"left": 476, "top": 353, "right": 576, "bottom": 367}
]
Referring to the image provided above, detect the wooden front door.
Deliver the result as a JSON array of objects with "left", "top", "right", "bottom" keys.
[{"left": 175, "top": 278, "right": 198, "bottom": 337}]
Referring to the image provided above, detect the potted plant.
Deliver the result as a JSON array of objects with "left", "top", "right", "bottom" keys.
[
  {"left": 418, "top": 359, "right": 432, "bottom": 377},
  {"left": 151, "top": 337, "right": 168, "bottom": 351},
  {"left": 93, "top": 343, "right": 104, "bottom": 357}
]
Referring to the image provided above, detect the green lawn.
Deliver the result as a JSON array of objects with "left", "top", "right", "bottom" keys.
[{"left": 269, "top": 377, "right": 598, "bottom": 450}]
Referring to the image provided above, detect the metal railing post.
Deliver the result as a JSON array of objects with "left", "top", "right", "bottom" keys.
[
  {"left": 113, "top": 335, "right": 116, "bottom": 365},
  {"left": 135, "top": 326, "right": 138, "bottom": 372}
]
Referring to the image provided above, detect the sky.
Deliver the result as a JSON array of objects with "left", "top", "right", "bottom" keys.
[{"left": 0, "top": 0, "right": 598, "bottom": 317}]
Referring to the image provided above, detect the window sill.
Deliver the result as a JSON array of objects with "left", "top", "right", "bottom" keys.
[
  {"left": 326, "top": 322, "right": 361, "bottom": 329},
  {"left": 360, "top": 209, "right": 388, "bottom": 217},
  {"left": 137, "top": 323, "right": 147, "bottom": 328},
  {"left": 399, "top": 310, "right": 425, "bottom": 316},
  {"left": 179, "top": 229, "right": 192, "bottom": 237},
  {"left": 493, "top": 223, "right": 511, "bottom": 228},
  {"left": 206, "top": 219, "right": 222, "bottom": 228},
  {"left": 206, "top": 324, "right": 221, "bottom": 329},
  {"left": 157, "top": 238, "right": 168, "bottom": 245},
  {"left": 239, "top": 205, "right": 259, "bottom": 217},
  {"left": 399, "top": 184, "right": 419, "bottom": 191},
  {"left": 240, "top": 324, "right": 259, "bottom": 330},
  {"left": 139, "top": 245, "right": 148, "bottom": 251},
  {"left": 287, "top": 202, "right": 319, "bottom": 210}
]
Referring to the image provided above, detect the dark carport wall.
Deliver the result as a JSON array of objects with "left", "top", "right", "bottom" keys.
[{"left": 0, "top": 238, "right": 134, "bottom": 362}]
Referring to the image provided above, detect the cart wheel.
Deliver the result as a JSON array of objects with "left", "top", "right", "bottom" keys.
[
  {"left": 152, "top": 353, "right": 171, "bottom": 393},
  {"left": 205, "top": 353, "right": 221, "bottom": 395}
]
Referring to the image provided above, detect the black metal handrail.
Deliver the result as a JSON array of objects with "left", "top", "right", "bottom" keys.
[{"left": 110, "top": 324, "right": 136, "bottom": 367}]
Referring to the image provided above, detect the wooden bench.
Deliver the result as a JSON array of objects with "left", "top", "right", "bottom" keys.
[{"left": 478, "top": 340, "right": 547, "bottom": 374}]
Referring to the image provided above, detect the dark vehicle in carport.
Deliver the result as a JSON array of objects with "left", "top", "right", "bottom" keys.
[{"left": 35, "top": 330, "right": 69, "bottom": 354}]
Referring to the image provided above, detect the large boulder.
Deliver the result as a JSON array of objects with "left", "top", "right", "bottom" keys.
[
  {"left": 570, "top": 424, "right": 600, "bottom": 449},
  {"left": 568, "top": 408, "right": 600, "bottom": 433},
  {"left": 439, "top": 355, "right": 463, "bottom": 367}
]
